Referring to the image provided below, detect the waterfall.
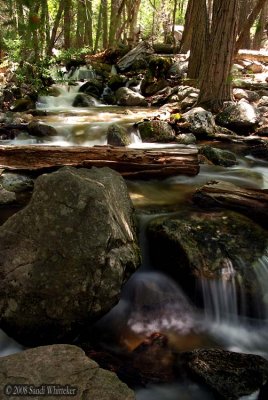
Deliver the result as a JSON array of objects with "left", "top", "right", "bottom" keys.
[
  {"left": 201, "top": 259, "right": 239, "bottom": 323},
  {"left": 254, "top": 247, "right": 268, "bottom": 320}
]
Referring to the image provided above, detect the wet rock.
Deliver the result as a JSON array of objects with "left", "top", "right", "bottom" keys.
[
  {"left": 0, "top": 344, "right": 135, "bottom": 400},
  {"left": 245, "top": 61, "right": 264, "bottom": 74},
  {"left": 115, "top": 87, "right": 148, "bottom": 106},
  {"left": 79, "top": 79, "right": 104, "bottom": 99},
  {"left": 107, "top": 75, "right": 128, "bottom": 91},
  {"left": 167, "top": 61, "right": 188, "bottom": 78},
  {"left": 0, "top": 172, "right": 34, "bottom": 193},
  {"left": 147, "top": 210, "right": 268, "bottom": 314},
  {"left": 178, "top": 348, "right": 268, "bottom": 400},
  {"left": 28, "top": 121, "right": 58, "bottom": 137},
  {"left": 72, "top": 93, "right": 96, "bottom": 107},
  {"left": 0, "top": 167, "right": 140, "bottom": 345},
  {"left": 250, "top": 140, "right": 268, "bottom": 160},
  {"left": 216, "top": 102, "right": 260, "bottom": 134},
  {"left": 138, "top": 120, "right": 175, "bottom": 142},
  {"left": 140, "top": 78, "right": 169, "bottom": 97},
  {"left": 199, "top": 145, "right": 238, "bottom": 167},
  {"left": 175, "top": 133, "right": 196, "bottom": 145},
  {"left": 182, "top": 107, "right": 216, "bottom": 138},
  {"left": 0, "top": 188, "right": 16, "bottom": 205},
  {"left": 107, "top": 123, "right": 131, "bottom": 146},
  {"left": 10, "top": 98, "right": 35, "bottom": 112},
  {"left": 102, "top": 86, "right": 116, "bottom": 105}
]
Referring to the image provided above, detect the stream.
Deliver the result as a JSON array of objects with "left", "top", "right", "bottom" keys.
[{"left": 1, "top": 82, "right": 268, "bottom": 399}]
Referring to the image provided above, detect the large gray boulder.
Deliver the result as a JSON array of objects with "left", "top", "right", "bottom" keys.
[
  {"left": 216, "top": 102, "right": 260, "bottom": 134},
  {"left": 182, "top": 107, "right": 216, "bottom": 138},
  {"left": 0, "top": 167, "right": 140, "bottom": 345},
  {"left": 0, "top": 344, "right": 135, "bottom": 400}
]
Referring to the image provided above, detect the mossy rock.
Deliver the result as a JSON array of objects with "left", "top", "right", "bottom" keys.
[
  {"left": 10, "top": 98, "right": 35, "bottom": 112},
  {"left": 147, "top": 56, "right": 173, "bottom": 79},
  {"left": 108, "top": 75, "right": 127, "bottom": 91},
  {"left": 107, "top": 123, "right": 131, "bottom": 146},
  {"left": 147, "top": 210, "right": 268, "bottom": 316},
  {"left": 200, "top": 145, "right": 238, "bottom": 167},
  {"left": 138, "top": 120, "right": 175, "bottom": 143}
]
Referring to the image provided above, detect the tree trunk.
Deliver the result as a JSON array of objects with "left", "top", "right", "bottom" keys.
[
  {"left": 253, "top": 0, "right": 268, "bottom": 49},
  {"left": 64, "top": 0, "right": 72, "bottom": 49},
  {"left": 94, "top": 1, "right": 103, "bottom": 53},
  {"left": 238, "top": 0, "right": 252, "bottom": 49},
  {"left": 102, "top": 0, "right": 108, "bottom": 48},
  {"left": 0, "top": 145, "right": 200, "bottom": 179},
  {"left": 236, "top": 0, "right": 268, "bottom": 53},
  {"left": 197, "top": 0, "right": 239, "bottom": 112},
  {"left": 187, "top": 0, "right": 208, "bottom": 79},
  {"left": 47, "top": 0, "right": 65, "bottom": 55},
  {"left": 180, "top": 0, "right": 195, "bottom": 52},
  {"left": 84, "top": 0, "right": 93, "bottom": 48}
]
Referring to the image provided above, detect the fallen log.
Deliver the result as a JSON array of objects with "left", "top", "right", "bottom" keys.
[
  {"left": 193, "top": 180, "right": 268, "bottom": 228},
  {"left": 0, "top": 145, "right": 199, "bottom": 179},
  {"left": 235, "top": 49, "right": 268, "bottom": 63}
]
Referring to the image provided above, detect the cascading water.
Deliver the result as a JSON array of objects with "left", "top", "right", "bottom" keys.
[{"left": 201, "top": 259, "right": 239, "bottom": 324}]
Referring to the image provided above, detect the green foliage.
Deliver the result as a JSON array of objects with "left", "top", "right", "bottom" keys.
[{"left": 3, "top": 38, "right": 23, "bottom": 62}]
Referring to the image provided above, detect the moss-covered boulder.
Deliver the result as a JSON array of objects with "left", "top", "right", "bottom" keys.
[
  {"left": 108, "top": 75, "right": 127, "bottom": 91},
  {"left": 147, "top": 210, "right": 268, "bottom": 315},
  {"left": 107, "top": 123, "right": 131, "bottom": 146},
  {"left": 138, "top": 120, "right": 175, "bottom": 142},
  {"left": 200, "top": 145, "right": 238, "bottom": 167},
  {"left": 79, "top": 79, "right": 104, "bottom": 99}
]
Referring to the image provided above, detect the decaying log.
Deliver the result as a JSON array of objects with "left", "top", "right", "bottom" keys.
[
  {"left": 193, "top": 180, "right": 268, "bottom": 228},
  {"left": 117, "top": 41, "right": 154, "bottom": 71},
  {"left": 0, "top": 145, "right": 199, "bottom": 179}
]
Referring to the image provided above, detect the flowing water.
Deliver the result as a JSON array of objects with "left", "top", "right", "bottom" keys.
[{"left": 1, "top": 81, "right": 268, "bottom": 399}]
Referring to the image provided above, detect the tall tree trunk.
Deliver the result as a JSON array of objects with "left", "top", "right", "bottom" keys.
[
  {"left": 238, "top": 0, "right": 252, "bottom": 49},
  {"left": 197, "top": 0, "right": 239, "bottom": 112},
  {"left": 102, "top": 0, "right": 108, "bottom": 48},
  {"left": 64, "top": 0, "right": 72, "bottom": 49},
  {"left": 47, "top": 0, "right": 65, "bottom": 55},
  {"left": 84, "top": 0, "right": 93, "bottom": 47},
  {"left": 94, "top": 1, "right": 103, "bottom": 52},
  {"left": 180, "top": 0, "right": 195, "bottom": 52},
  {"left": 253, "top": 0, "right": 268, "bottom": 49},
  {"left": 187, "top": 0, "right": 208, "bottom": 79},
  {"left": 236, "top": 0, "right": 268, "bottom": 52},
  {"left": 76, "top": 0, "right": 85, "bottom": 48}
]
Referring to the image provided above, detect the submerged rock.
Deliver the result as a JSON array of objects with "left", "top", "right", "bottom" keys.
[
  {"left": 79, "top": 79, "right": 104, "bottom": 99},
  {"left": 178, "top": 348, "right": 268, "bottom": 400},
  {"left": 138, "top": 120, "right": 175, "bottom": 142},
  {"left": 107, "top": 123, "right": 131, "bottom": 146},
  {"left": 0, "top": 344, "right": 135, "bottom": 400},
  {"left": 0, "top": 167, "right": 140, "bottom": 345}
]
